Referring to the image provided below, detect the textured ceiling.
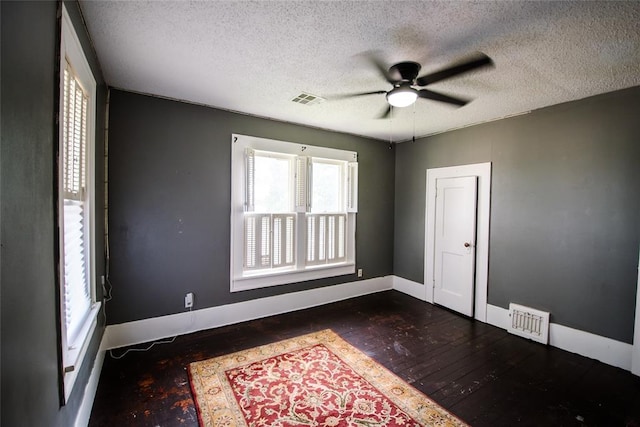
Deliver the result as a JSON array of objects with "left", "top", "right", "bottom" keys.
[{"left": 80, "top": 1, "right": 640, "bottom": 142}]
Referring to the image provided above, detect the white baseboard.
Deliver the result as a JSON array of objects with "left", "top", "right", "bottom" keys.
[
  {"left": 104, "top": 276, "right": 393, "bottom": 350},
  {"left": 486, "top": 303, "right": 511, "bottom": 330},
  {"left": 550, "top": 322, "right": 632, "bottom": 371},
  {"left": 74, "top": 336, "right": 106, "bottom": 427},
  {"left": 485, "top": 304, "right": 633, "bottom": 371},
  {"left": 392, "top": 276, "right": 426, "bottom": 301}
]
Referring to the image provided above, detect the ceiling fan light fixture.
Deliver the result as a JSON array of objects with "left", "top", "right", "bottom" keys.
[{"left": 386, "top": 86, "right": 418, "bottom": 108}]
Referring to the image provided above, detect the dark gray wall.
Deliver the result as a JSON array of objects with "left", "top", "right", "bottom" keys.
[
  {"left": 1, "top": 2, "right": 106, "bottom": 426},
  {"left": 107, "top": 90, "right": 395, "bottom": 324},
  {"left": 394, "top": 87, "right": 640, "bottom": 344}
]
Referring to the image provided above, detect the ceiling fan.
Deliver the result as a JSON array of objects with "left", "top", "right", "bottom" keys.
[{"left": 335, "top": 52, "right": 494, "bottom": 118}]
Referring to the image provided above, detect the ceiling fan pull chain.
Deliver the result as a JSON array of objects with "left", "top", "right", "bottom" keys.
[
  {"left": 388, "top": 107, "right": 392, "bottom": 149},
  {"left": 413, "top": 102, "right": 416, "bottom": 143}
]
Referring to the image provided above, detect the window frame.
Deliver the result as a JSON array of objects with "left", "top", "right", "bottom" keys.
[
  {"left": 231, "top": 134, "right": 357, "bottom": 292},
  {"left": 58, "top": 4, "right": 101, "bottom": 403}
]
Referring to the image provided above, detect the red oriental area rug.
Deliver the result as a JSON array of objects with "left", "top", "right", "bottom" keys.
[{"left": 188, "top": 329, "right": 468, "bottom": 427}]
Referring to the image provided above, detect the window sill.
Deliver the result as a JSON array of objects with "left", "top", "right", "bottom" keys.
[
  {"left": 231, "top": 263, "right": 355, "bottom": 292},
  {"left": 63, "top": 301, "right": 101, "bottom": 403}
]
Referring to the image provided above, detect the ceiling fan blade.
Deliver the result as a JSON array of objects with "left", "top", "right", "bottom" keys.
[
  {"left": 418, "top": 89, "right": 468, "bottom": 106},
  {"left": 328, "top": 90, "right": 387, "bottom": 100},
  {"left": 361, "top": 51, "right": 395, "bottom": 83},
  {"left": 416, "top": 53, "right": 494, "bottom": 86},
  {"left": 377, "top": 105, "right": 392, "bottom": 119}
]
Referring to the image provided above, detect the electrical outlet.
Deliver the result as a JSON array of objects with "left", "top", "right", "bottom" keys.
[
  {"left": 357, "top": 269, "right": 363, "bottom": 278},
  {"left": 185, "top": 292, "right": 194, "bottom": 308}
]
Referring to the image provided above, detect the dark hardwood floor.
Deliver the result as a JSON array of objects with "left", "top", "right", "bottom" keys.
[{"left": 89, "top": 290, "right": 640, "bottom": 426}]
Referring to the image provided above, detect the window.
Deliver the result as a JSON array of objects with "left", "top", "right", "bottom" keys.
[
  {"left": 58, "top": 5, "right": 100, "bottom": 402},
  {"left": 231, "top": 134, "right": 358, "bottom": 292}
]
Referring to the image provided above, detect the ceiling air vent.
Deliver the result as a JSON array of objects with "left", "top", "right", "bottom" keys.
[{"left": 291, "top": 92, "right": 325, "bottom": 106}]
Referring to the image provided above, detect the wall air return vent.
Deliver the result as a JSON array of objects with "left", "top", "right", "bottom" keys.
[
  {"left": 291, "top": 92, "right": 325, "bottom": 106},
  {"left": 508, "top": 303, "right": 550, "bottom": 344}
]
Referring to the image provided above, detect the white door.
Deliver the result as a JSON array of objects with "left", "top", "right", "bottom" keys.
[{"left": 433, "top": 176, "right": 477, "bottom": 316}]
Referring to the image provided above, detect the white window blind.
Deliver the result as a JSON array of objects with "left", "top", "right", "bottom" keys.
[
  {"left": 306, "top": 213, "right": 347, "bottom": 265},
  {"left": 62, "top": 62, "right": 92, "bottom": 345},
  {"left": 347, "top": 162, "right": 358, "bottom": 213},
  {"left": 245, "top": 148, "right": 255, "bottom": 212},
  {"left": 244, "top": 214, "right": 269, "bottom": 269},
  {"left": 295, "top": 156, "right": 309, "bottom": 212},
  {"left": 244, "top": 213, "right": 296, "bottom": 270},
  {"left": 63, "top": 65, "right": 87, "bottom": 200},
  {"left": 273, "top": 214, "right": 296, "bottom": 267}
]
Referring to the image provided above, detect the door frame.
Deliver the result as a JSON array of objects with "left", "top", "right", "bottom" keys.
[{"left": 424, "top": 162, "right": 492, "bottom": 322}]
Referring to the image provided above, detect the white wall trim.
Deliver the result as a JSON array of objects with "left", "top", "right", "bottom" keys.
[
  {"left": 485, "top": 303, "right": 633, "bottom": 372},
  {"left": 424, "top": 162, "right": 491, "bottom": 322},
  {"left": 60, "top": 3, "right": 100, "bottom": 403},
  {"left": 392, "top": 276, "right": 426, "bottom": 301},
  {"left": 73, "top": 338, "right": 106, "bottom": 427},
  {"left": 632, "top": 249, "right": 640, "bottom": 376},
  {"left": 104, "top": 276, "right": 393, "bottom": 350}
]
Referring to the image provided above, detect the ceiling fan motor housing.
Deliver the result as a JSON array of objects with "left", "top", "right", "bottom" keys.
[{"left": 389, "top": 61, "right": 421, "bottom": 83}]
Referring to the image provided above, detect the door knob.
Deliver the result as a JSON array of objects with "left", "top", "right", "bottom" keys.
[{"left": 464, "top": 242, "right": 471, "bottom": 248}]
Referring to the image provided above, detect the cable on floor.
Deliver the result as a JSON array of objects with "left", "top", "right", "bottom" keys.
[{"left": 108, "top": 335, "right": 178, "bottom": 360}]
